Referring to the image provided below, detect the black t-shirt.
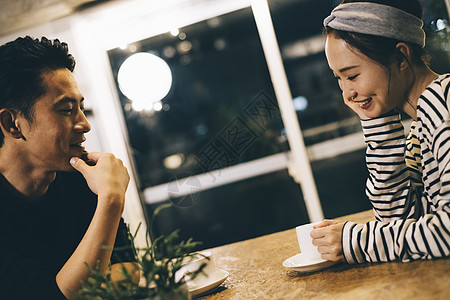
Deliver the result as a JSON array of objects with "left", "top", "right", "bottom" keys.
[{"left": 0, "top": 171, "right": 136, "bottom": 299}]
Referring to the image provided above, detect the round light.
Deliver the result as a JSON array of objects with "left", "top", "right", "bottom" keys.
[
  {"left": 293, "top": 96, "right": 308, "bottom": 111},
  {"left": 153, "top": 101, "right": 163, "bottom": 111},
  {"left": 164, "top": 154, "right": 185, "bottom": 169},
  {"left": 436, "top": 19, "right": 446, "bottom": 31},
  {"left": 118, "top": 52, "right": 172, "bottom": 104}
]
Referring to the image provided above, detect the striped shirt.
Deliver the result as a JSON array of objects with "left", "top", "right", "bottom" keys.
[{"left": 342, "top": 73, "right": 450, "bottom": 263}]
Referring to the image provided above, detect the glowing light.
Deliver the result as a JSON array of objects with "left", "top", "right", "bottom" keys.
[
  {"left": 163, "top": 104, "right": 171, "bottom": 111},
  {"left": 214, "top": 38, "right": 226, "bottom": 51},
  {"left": 436, "top": 19, "right": 446, "bottom": 31},
  {"left": 153, "top": 101, "right": 163, "bottom": 111},
  {"left": 118, "top": 52, "right": 172, "bottom": 105},
  {"left": 292, "top": 96, "right": 308, "bottom": 111},
  {"left": 129, "top": 44, "right": 137, "bottom": 52},
  {"left": 163, "top": 46, "right": 176, "bottom": 58},
  {"left": 170, "top": 28, "right": 179, "bottom": 36},
  {"left": 131, "top": 100, "right": 148, "bottom": 111},
  {"left": 164, "top": 154, "right": 185, "bottom": 169},
  {"left": 207, "top": 17, "right": 221, "bottom": 28},
  {"left": 177, "top": 40, "right": 192, "bottom": 53}
]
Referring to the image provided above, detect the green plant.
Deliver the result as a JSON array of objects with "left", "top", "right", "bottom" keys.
[{"left": 73, "top": 204, "right": 206, "bottom": 300}]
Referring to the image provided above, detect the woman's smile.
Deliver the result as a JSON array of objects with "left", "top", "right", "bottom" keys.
[{"left": 353, "top": 97, "right": 373, "bottom": 109}]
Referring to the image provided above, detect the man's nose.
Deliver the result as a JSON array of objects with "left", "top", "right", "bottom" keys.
[{"left": 74, "top": 110, "right": 91, "bottom": 133}]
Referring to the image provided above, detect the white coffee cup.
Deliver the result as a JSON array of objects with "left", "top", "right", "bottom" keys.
[
  {"left": 175, "top": 251, "right": 215, "bottom": 284},
  {"left": 296, "top": 222, "right": 322, "bottom": 261}
]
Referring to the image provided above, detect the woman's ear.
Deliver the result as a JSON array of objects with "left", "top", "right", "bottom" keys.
[
  {"left": 0, "top": 108, "right": 26, "bottom": 141},
  {"left": 395, "top": 42, "right": 411, "bottom": 71}
]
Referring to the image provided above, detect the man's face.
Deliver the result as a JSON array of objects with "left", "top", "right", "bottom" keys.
[{"left": 18, "top": 68, "right": 91, "bottom": 171}]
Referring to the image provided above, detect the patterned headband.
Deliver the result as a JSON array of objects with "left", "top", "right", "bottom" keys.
[{"left": 323, "top": 2, "right": 425, "bottom": 47}]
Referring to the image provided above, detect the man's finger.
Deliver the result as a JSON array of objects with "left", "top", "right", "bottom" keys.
[
  {"left": 70, "top": 156, "right": 89, "bottom": 173},
  {"left": 85, "top": 152, "right": 102, "bottom": 163}
]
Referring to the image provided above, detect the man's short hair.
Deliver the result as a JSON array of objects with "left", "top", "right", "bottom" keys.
[{"left": 0, "top": 36, "right": 76, "bottom": 146}]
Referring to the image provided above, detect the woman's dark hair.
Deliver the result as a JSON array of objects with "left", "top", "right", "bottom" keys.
[
  {"left": 324, "top": 0, "right": 430, "bottom": 68},
  {"left": 0, "top": 36, "right": 75, "bottom": 146}
]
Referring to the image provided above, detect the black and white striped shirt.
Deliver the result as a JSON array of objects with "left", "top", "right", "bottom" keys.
[{"left": 342, "top": 73, "right": 450, "bottom": 263}]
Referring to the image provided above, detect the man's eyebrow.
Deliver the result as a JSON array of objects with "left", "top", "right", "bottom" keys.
[{"left": 54, "top": 97, "right": 85, "bottom": 105}]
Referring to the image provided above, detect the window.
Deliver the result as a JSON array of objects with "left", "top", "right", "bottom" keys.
[
  {"left": 107, "top": 5, "right": 309, "bottom": 248},
  {"left": 105, "top": 0, "right": 450, "bottom": 249}
]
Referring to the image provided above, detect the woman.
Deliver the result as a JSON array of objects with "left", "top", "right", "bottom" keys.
[{"left": 311, "top": 0, "right": 450, "bottom": 264}]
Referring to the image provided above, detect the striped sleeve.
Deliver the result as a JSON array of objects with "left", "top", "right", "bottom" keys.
[
  {"left": 342, "top": 210, "right": 450, "bottom": 263},
  {"left": 343, "top": 74, "right": 450, "bottom": 264},
  {"left": 361, "top": 114, "right": 412, "bottom": 221}
]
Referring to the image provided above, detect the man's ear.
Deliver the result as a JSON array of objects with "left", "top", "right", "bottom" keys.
[
  {"left": 395, "top": 42, "right": 411, "bottom": 71},
  {"left": 0, "top": 108, "right": 26, "bottom": 140}
]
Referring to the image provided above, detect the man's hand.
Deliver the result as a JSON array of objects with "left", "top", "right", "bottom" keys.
[
  {"left": 57, "top": 152, "right": 131, "bottom": 299},
  {"left": 311, "top": 219, "right": 346, "bottom": 262},
  {"left": 70, "top": 152, "right": 130, "bottom": 208}
]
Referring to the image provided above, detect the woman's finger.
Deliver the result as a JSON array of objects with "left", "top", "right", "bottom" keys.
[
  {"left": 320, "top": 253, "right": 343, "bottom": 262},
  {"left": 313, "top": 219, "right": 336, "bottom": 229}
]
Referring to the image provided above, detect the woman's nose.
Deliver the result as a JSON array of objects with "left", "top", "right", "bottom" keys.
[{"left": 343, "top": 85, "right": 357, "bottom": 102}]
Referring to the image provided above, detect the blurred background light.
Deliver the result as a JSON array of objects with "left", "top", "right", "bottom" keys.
[
  {"left": 153, "top": 101, "right": 163, "bottom": 111},
  {"left": 292, "top": 95, "right": 308, "bottom": 111},
  {"left": 436, "top": 19, "right": 446, "bottom": 31},
  {"left": 164, "top": 153, "right": 185, "bottom": 169},
  {"left": 118, "top": 52, "right": 172, "bottom": 107}
]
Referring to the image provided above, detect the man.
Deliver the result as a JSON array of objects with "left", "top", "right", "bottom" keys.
[{"left": 0, "top": 36, "right": 138, "bottom": 299}]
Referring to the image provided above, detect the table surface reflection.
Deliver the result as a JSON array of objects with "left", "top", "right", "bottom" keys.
[{"left": 198, "top": 210, "right": 450, "bottom": 299}]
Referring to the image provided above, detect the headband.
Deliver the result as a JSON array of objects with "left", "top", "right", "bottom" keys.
[{"left": 323, "top": 2, "right": 425, "bottom": 47}]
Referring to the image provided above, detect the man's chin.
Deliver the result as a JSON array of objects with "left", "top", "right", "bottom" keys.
[
  {"left": 69, "top": 147, "right": 85, "bottom": 157},
  {"left": 57, "top": 161, "right": 78, "bottom": 172}
]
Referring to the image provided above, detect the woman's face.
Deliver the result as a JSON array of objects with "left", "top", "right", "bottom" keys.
[{"left": 325, "top": 34, "right": 406, "bottom": 119}]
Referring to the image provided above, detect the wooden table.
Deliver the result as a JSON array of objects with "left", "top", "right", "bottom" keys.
[{"left": 199, "top": 210, "right": 450, "bottom": 299}]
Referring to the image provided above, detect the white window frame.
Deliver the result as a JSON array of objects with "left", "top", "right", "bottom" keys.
[{"left": 68, "top": 0, "right": 326, "bottom": 246}]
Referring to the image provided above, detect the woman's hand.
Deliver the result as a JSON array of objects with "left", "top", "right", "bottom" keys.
[{"left": 311, "top": 219, "right": 346, "bottom": 262}]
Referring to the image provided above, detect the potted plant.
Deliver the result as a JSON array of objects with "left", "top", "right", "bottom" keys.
[{"left": 73, "top": 204, "right": 207, "bottom": 300}]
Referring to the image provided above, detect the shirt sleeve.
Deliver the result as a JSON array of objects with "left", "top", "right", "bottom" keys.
[
  {"left": 0, "top": 250, "right": 67, "bottom": 300},
  {"left": 342, "top": 203, "right": 450, "bottom": 264},
  {"left": 342, "top": 77, "right": 450, "bottom": 264},
  {"left": 360, "top": 113, "right": 413, "bottom": 221}
]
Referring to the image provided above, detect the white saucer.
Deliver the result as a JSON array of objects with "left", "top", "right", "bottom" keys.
[
  {"left": 187, "top": 269, "right": 229, "bottom": 297},
  {"left": 282, "top": 253, "right": 337, "bottom": 272}
]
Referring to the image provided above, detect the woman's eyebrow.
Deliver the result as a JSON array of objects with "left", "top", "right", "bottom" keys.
[{"left": 338, "top": 65, "right": 358, "bottom": 73}]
